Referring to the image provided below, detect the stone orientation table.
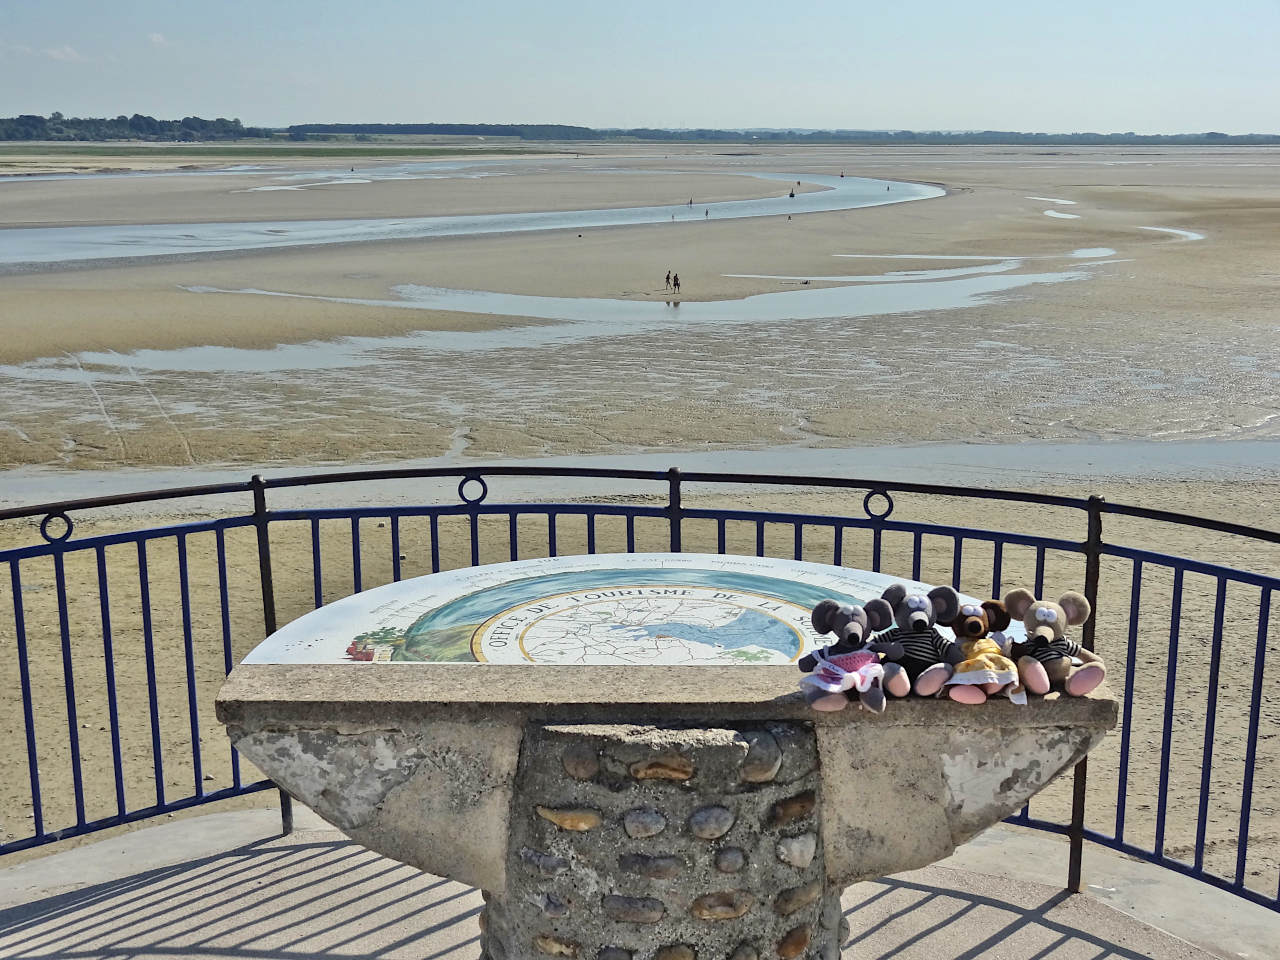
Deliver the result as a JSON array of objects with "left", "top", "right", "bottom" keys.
[{"left": 217, "top": 553, "right": 1116, "bottom": 960}]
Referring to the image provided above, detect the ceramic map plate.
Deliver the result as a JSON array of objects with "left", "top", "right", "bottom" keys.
[{"left": 243, "top": 553, "right": 1016, "bottom": 666}]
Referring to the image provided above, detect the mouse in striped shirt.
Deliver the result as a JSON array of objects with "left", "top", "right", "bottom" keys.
[
  {"left": 863, "top": 583, "right": 966, "bottom": 696},
  {"left": 1004, "top": 589, "right": 1106, "bottom": 697}
]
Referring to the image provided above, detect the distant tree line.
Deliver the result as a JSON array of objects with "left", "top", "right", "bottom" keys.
[
  {"left": 5, "top": 115, "right": 1276, "bottom": 146},
  {"left": 0, "top": 113, "right": 270, "bottom": 141},
  {"left": 288, "top": 122, "right": 1280, "bottom": 146}
]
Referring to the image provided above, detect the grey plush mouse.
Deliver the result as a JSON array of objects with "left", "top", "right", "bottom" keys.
[
  {"left": 798, "top": 600, "right": 908, "bottom": 712},
  {"left": 864, "top": 584, "right": 965, "bottom": 696}
]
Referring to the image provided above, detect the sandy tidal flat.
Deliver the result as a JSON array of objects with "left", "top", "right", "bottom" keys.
[{"left": 0, "top": 145, "right": 1277, "bottom": 473}]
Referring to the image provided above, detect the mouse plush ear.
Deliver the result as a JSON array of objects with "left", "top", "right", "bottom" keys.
[
  {"left": 880, "top": 584, "right": 906, "bottom": 609},
  {"left": 982, "top": 599, "right": 1011, "bottom": 631},
  {"left": 810, "top": 599, "right": 841, "bottom": 635},
  {"left": 864, "top": 597, "right": 894, "bottom": 632},
  {"left": 1003, "top": 588, "right": 1036, "bottom": 620},
  {"left": 1058, "top": 591, "right": 1092, "bottom": 626},
  {"left": 928, "top": 586, "right": 960, "bottom": 624}
]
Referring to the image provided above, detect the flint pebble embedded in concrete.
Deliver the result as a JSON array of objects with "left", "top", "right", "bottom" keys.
[
  {"left": 769, "top": 791, "right": 815, "bottom": 827},
  {"left": 623, "top": 808, "right": 667, "bottom": 839},
  {"left": 774, "top": 881, "right": 822, "bottom": 917},
  {"left": 715, "top": 847, "right": 748, "bottom": 873},
  {"left": 689, "top": 805, "right": 736, "bottom": 840},
  {"left": 602, "top": 895, "right": 666, "bottom": 924},
  {"left": 776, "top": 926, "right": 810, "bottom": 959},
  {"left": 690, "top": 891, "right": 755, "bottom": 920},
  {"left": 535, "top": 806, "right": 602, "bottom": 831},
  {"left": 562, "top": 742, "right": 601, "bottom": 780},
  {"left": 629, "top": 754, "right": 694, "bottom": 780},
  {"left": 619, "top": 853, "right": 683, "bottom": 880},
  {"left": 775, "top": 833, "right": 816, "bottom": 869},
  {"left": 739, "top": 731, "right": 783, "bottom": 782}
]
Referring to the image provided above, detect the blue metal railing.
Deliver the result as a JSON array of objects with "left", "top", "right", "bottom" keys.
[{"left": 0, "top": 465, "right": 1276, "bottom": 914}]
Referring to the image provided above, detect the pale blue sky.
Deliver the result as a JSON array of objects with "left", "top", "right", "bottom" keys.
[{"left": 1, "top": 1, "right": 1276, "bottom": 133}]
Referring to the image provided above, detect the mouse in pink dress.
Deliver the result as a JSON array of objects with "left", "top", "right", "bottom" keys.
[{"left": 798, "top": 599, "right": 908, "bottom": 713}]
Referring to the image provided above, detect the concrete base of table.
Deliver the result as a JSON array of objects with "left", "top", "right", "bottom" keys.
[{"left": 218, "top": 664, "right": 1116, "bottom": 960}]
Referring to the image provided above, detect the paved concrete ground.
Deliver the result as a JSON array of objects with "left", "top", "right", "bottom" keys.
[{"left": 0, "top": 809, "right": 1274, "bottom": 960}]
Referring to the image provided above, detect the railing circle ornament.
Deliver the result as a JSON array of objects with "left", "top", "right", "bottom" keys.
[
  {"left": 458, "top": 475, "right": 489, "bottom": 505},
  {"left": 39, "top": 511, "right": 74, "bottom": 543},
  {"left": 863, "top": 489, "right": 894, "bottom": 520}
]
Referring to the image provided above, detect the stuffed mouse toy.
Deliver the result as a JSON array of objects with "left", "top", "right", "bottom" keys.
[
  {"left": 943, "top": 599, "right": 1026, "bottom": 704},
  {"left": 863, "top": 584, "right": 965, "bottom": 696},
  {"left": 1003, "top": 588, "right": 1105, "bottom": 696},
  {"left": 798, "top": 599, "right": 908, "bottom": 712}
]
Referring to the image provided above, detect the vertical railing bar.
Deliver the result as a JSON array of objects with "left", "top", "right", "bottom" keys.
[
  {"left": 251, "top": 476, "right": 277, "bottom": 635},
  {"left": 1154, "top": 567, "right": 1184, "bottom": 857},
  {"left": 832, "top": 525, "right": 843, "bottom": 566},
  {"left": 951, "top": 536, "right": 963, "bottom": 590},
  {"left": 95, "top": 545, "right": 126, "bottom": 818},
  {"left": 1114, "top": 560, "right": 1143, "bottom": 842},
  {"left": 250, "top": 476, "right": 288, "bottom": 833},
  {"left": 10, "top": 561, "right": 44, "bottom": 836},
  {"left": 508, "top": 511, "right": 520, "bottom": 561},
  {"left": 469, "top": 508, "right": 480, "bottom": 567},
  {"left": 350, "top": 517, "right": 363, "bottom": 593},
  {"left": 1034, "top": 547, "right": 1046, "bottom": 597},
  {"left": 587, "top": 512, "right": 597, "bottom": 555},
  {"left": 391, "top": 516, "right": 402, "bottom": 582},
  {"left": 872, "top": 526, "right": 883, "bottom": 574},
  {"left": 215, "top": 528, "right": 242, "bottom": 789},
  {"left": 793, "top": 523, "right": 803, "bottom": 561},
  {"left": 991, "top": 540, "right": 1003, "bottom": 598},
  {"left": 176, "top": 534, "right": 204, "bottom": 798},
  {"left": 1193, "top": 577, "right": 1228, "bottom": 873},
  {"left": 137, "top": 540, "right": 165, "bottom": 808},
  {"left": 668, "top": 467, "right": 683, "bottom": 553},
  {"left": 756, "top": 520, "right": 765, "bottom": 558},
  {"left": 717, "top": 518, "right": 727, "bottom": 555},
  {"left": 53, "top": 552, "right": 86, "bottom": 826},
  {"left": 1068, "top": 495, "right": 1103, "bottom": 892},
  {"left": 1235, "top": 587, "right": 1271, "bottom": 886},
  {"left": 626, "top": 515, "right": 636, "bottom": 553},
  {"left": 907, "top": 530, "right": 918, "bottom": 580},
  {"left": 547, "top": 511, "right": 558, "bottom": 558},
  {"left": 429, "top": 513, "right": 441, "bottom": 573},
  {"left": 310, "top": 517, "right": 323, "bottom": 609}
]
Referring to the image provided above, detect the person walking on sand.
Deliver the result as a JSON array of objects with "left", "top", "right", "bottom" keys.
[
  {"left": 672, "top": 273, "right": 680, "bottom": 293},
  {"left": 665, "top": 270, "right": 672, "bottom": 290}
]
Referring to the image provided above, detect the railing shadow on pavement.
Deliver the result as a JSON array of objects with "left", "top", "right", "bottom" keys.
[
  {"left": 0, "top": 836, "right": 482, "bottom": 960},
  {"left": 842, "top": 872, "right": 1209, "bottom": 960}
]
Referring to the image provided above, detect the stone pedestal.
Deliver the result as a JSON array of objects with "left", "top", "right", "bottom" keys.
[
  {"left": 485, "top": 723, "right": 835, "bottom": 960},
  {"left": 217, "top": 663, "right": 1116, "bottom": 960}
]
